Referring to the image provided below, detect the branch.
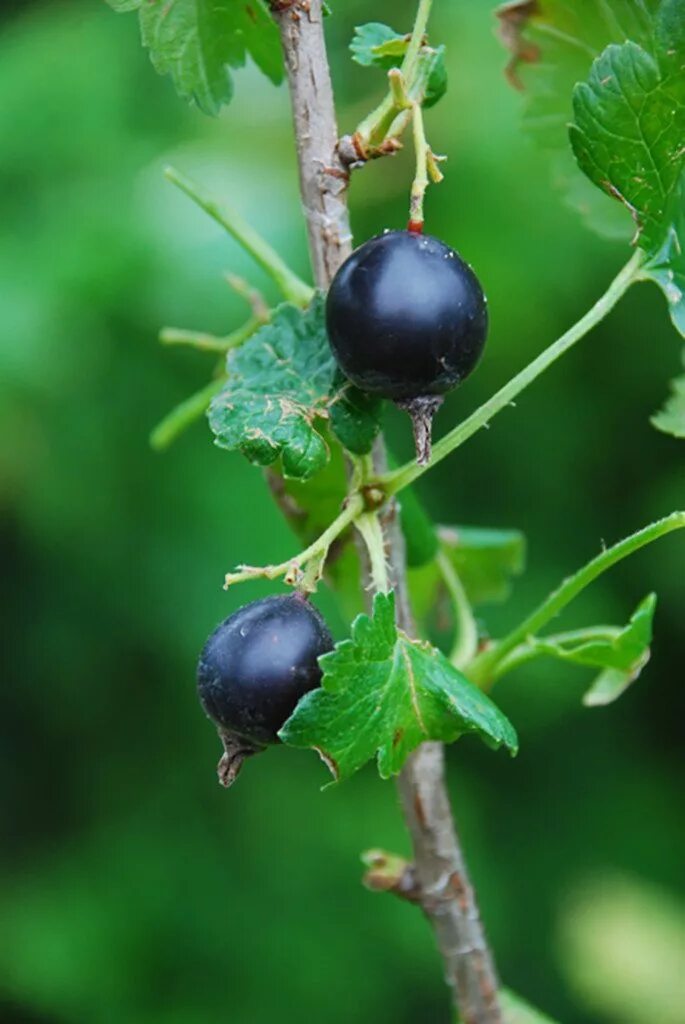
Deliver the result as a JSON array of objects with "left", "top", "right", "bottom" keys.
[{"left": 271, "top": 3, "right": 503, "bottom": 1020}]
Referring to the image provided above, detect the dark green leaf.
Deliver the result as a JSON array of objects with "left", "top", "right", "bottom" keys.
[
  {"left": 350, "top": 23, "right": 407, "bottom": 69},
  {"left": 641, "top": 177, "right": 685, "bottom": 337},
  {"left": 651, "top": 372, "right": 685, "bottom": 437},
  {"left": 208, "top": 297, "right": 381, "bottom": 479},
  {"left": 525, "top": 594, "right": 656, "bottom": 706},
  {"left": 280, "top": 591, "right": 518, "bottom": 783},
  {"left": 106, "top": 0, "right": 283, "bottom": 115},
  {"left": 423, "top": 45, "right": 448, "bottom": 109},
  {"left": 570, "top": 41, "right": 685, "bottom": 251},
  {"left": 440, "top": 526, "right": 526, "bottom": 606}
]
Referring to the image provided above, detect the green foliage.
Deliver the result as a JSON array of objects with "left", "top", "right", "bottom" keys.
[
  {"left": 652, "top": 372, "right": 685, "bottom": 437},
  {"left": 106, "top": 0, "right": 283, "bottom": 115},
  {"left": 350, "top": 21, "right": 447, "bottom": 108},
  {"left": 350, "top": 23, "right": 407, "bottom": 68},
  {"left": 280, "top": 592, "right": 518, "bottom": 783},
  {"left": 570, "top": 28, "right": 685, "bottom": 335},
  {"left": 208, "top": 297, "right": 381, "bottom": 479},
  {"left": 529, "top": 594, "right": 656, "bottom": 707},
  {"left": 497, "top": 0, "right": 662, "bottom": 237},
  {"left": 440, "top": 526, "right": 526, "bottom": 607}
]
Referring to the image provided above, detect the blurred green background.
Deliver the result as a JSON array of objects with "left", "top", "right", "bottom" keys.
[{"left": 1, "top": 3, "right": 683, "bottom": 1023}]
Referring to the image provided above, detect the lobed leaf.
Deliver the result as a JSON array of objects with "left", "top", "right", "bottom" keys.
[
  {"left": 280, "top": 592, "right": 518, "bottom": 783},
  {"left": 106, "top": 0, "right": 283, "bottom": 115},
  {"left": 350, "top": 23, "right": 407, "bottom": 69},
  {"left": 208, "top": 297, "right": 382, "bottom": 480}
]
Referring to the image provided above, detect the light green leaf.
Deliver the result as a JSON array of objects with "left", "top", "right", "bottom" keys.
[
  {"left": 106, "top": 0, "right": 283, "bottom": 115},
  {"left": 651, "top": 372, "right": 685, "bottom": 437},
  {"left": 350, "top": 23, "right": 407, "bottom": 69},
  {"left": 280, "top": 592, "right": 518, "bottom": 783},
  {"left": 439, "top": 526, "right": 526, "bottom": 607},
  {"left": 208, "top": 297, "right": 382, "bottom": 479},
  {"left": 509, "top": 595, "right": 657, "bottom": 706}
]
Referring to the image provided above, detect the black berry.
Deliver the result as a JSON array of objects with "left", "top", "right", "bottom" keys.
[
  {"left": 326, "top": 230, "right": 488, "bottom": 463},
  {"left": 197, "top": 593, "right": 333, "bottom": 786}
]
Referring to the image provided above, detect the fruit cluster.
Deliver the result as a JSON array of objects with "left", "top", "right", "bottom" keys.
[{"left": 198, "top": 229, "right": 487, "bottom": 784}]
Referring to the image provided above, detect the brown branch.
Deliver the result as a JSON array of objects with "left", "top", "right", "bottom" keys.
[{"left": 270, "top": 3, "right": 503, "bottom": 1021}]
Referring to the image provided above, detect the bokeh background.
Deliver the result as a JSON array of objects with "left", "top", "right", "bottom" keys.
[{"left": 1, "top": 2, "right": 684, "bottom": 1023}]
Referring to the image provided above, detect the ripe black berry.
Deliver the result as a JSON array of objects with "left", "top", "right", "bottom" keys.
[
  {"left": 197, "top": 593, "right": 333, "bottom": 786},
  {"left": 326, "top": 230, "right": 488, "bottom": 463}
]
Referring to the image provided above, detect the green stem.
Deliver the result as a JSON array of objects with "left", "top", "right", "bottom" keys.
[
  {"left": 436, "top": 549, "right": 478, "bottom": 669},
  {"left": 409, "top": 102, "right": 430, "bottom": 228},
  {"left": 379, "top": 251, "right": 645, "bottom": 497},
  {"left": 224, "top": 494, "right": 365, "bottom": 589},
  {"left": 164, "top": 166, "right": 314, "bottom": 307},
  {"left": 356, "top": 512, "right": 391, "bottom": 593},
  {"left": 469, "top": 511, "right": 685, "bottom": 686},
  {"left": 150, "top": 376, "right": 225, "bottom": 451},
  {"left": 491, "top": 626, "right": 621, "bottom": 684},
  {"left": 160, "top": 315, "right": 263, "bottom": 354},
  {"left": 356, "top": 0, "right": 434, "bottom": 149},
  {"left": 403, "top": 0, "right": 434, "bottom": 81}
]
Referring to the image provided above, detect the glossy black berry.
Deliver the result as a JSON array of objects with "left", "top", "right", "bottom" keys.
[
  {"left": 326, "top": 230, "right": 488, "bottom": 463},
  {"left": 197, "top": 594, "right": 333, "bottom": 785}
]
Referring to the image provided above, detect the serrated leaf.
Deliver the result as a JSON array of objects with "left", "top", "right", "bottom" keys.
[
  {"left": 642, "top": 177, "right": 685, "bottom": 336},
  {"left": 531, "top": 594, "right": 656, "bottom": 706},
  {"left": 440, "top": 526, "right": 527, "bottom": 607},
  {"left": 280, "top": 591, "right": 518, "bottom": 783},
  {"left": 350, "top": 23, "right": 407, "bottom": 69},
  {"left": 208, "top": 297, "right": 381, "bottom": 479},
  {"left": 651, "top": 372, "right": 685, "bottom": 437},
  {"left": 496, "top": 0, "right": 661, "bottom": 238},
  {"left": 570, "top": 41, "right": 685, "bottom": 250},
  {"left": 107, "top": 0, "right": 283, "bottom": 116}
]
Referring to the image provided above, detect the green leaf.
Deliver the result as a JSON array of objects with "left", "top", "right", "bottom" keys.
[
  {"left": 651, "top": 372, "right": 685, "bottom": 437},
  {"left": 496, "top": 0, "right": 661, "bottom": 238},
  {"left": 570, "top": 40, "right": 685, "bottom": 250},
  {"left": 280, "top": 591, "right": 518, "bottom": 783},
  {"left": 106, "top": 0, "right": 283, "bottom": 115},
  {"left": 525, "top": 594, "right": 656, "bottom": 706},
  {"left": 208, "top": 297, "right": 382, "bottom": 479},
  {"left": 641, "top": 177, "right": 685, "bottom": 337},
  {"left": 439, "top": 526, "right": 526, "bottom": 607},
  {"left": 350, "top": 23, "right": 407, "bottom": 69},
  {"left": 423, "top": 45, "right": 448, "bottom": 109}
]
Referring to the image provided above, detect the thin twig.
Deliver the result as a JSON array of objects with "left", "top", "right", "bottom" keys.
[{"left": 271, "top": 2, "right": 503, "bottom": 1020}]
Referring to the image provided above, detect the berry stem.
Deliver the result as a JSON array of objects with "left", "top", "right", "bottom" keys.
[
  {"left": 164, "top": 165, "right": 314, "bottom": 307},
  {"left": 159, "top": 314, "right": 266, "bottom": 354},
  {"left": 378, "top": 250, "right": 645, "bottom": 497},
  {"left": 409, "top": 101, "right": 430, "bottom": 230},
  {"left": 223, "top": 493, "right": 365, "bottom": 590},
  {"left": 355, "top": 512, "right": 390, "bottom": 594},
  {"left": 468, "top": 511, "right": 685, "bottom": 688},
  {"left": 353, "top": 0, "right": 435, "bottom": 154}
]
